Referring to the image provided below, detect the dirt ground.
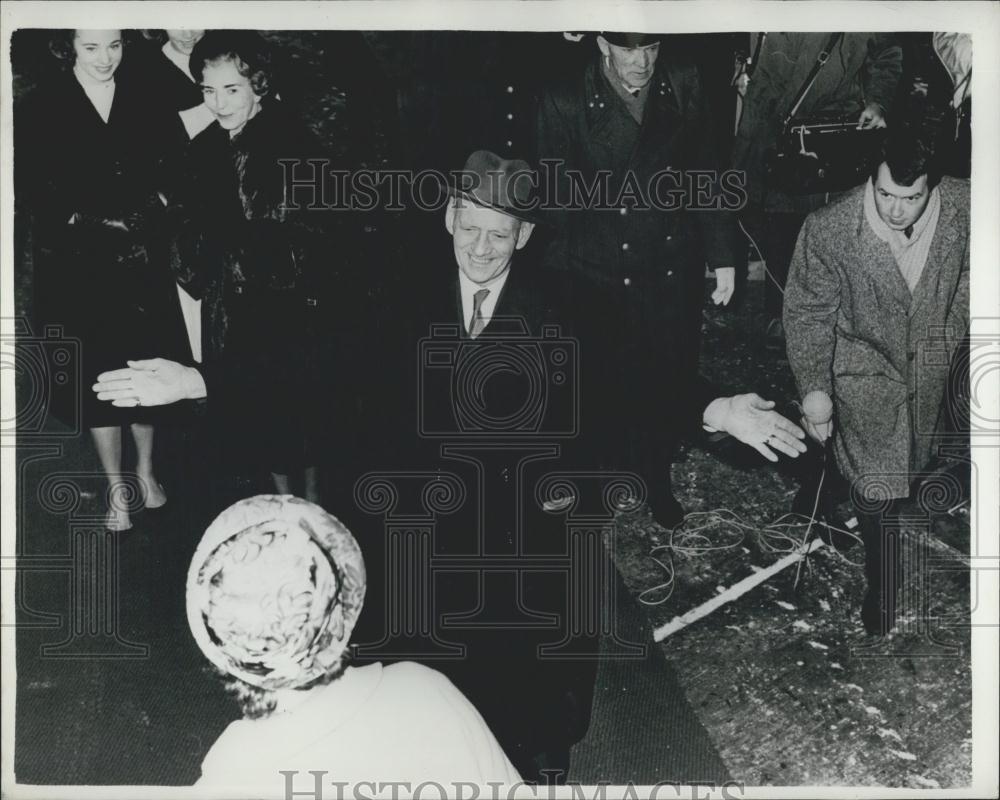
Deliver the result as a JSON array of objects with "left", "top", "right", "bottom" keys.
[{"left": 611, "top": 290, "right": 972, "bottom": 788}]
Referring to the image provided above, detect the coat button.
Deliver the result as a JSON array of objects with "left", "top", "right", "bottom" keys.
[
  {"left": 506, "top": 140, "right": 513, "bottom": 147},
  {"left": 620, "top": 207, "right": 627, "bottom": 215},
  {"left": 506, "top": 113, "right": 514, "bottom": 120},
  {"left": 623, "top": 277, "right": 632, "bottom": 287},
  {"left": 507, "top": 85, "right": 514, "bottom": 93},
  {"left": 666, "top": 270, "right": 674, "bottom": 277},
  {"left": 665, "top": 235, "right": 673, "bottom": 241},
  {"left": 599, "top": 102, "right": 605, "bottom": 108},
  {"left": 589, "top": 102, "right": 595, "bottom": 108},
  {"left": 621, "top": 242, "right": 629, "bottom": 251}
]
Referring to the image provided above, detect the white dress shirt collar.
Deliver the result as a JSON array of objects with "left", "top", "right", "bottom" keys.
[
  {"left": 457, "top": 268, "right": 510, "bottom": 334},
  {"left": 161, "top": 41, "right": 195, "bottom": 82}
]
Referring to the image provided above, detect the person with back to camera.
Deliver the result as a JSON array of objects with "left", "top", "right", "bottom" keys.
[
  {"left": 15, "top": 29, "right": 190, "bottom": 531},
  {"left": 187, "top": 494, "right": 522, "bottom": 790}
]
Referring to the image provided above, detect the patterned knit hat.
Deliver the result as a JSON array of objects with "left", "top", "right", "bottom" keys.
[{"left": 186, "top": 495, "right": 366, "bottom": 691}]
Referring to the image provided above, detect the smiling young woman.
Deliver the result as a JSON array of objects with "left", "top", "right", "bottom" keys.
[
  {"left": 16, "top": 29, "right": 191, "bottom": 531},
  {"left": 166, "top": 31, "right": 339, "bottom": 505}
]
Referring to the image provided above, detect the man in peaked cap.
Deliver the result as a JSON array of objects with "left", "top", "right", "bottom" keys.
[{"left": 536, "top": 31, "right": 744, "bottom": 529}]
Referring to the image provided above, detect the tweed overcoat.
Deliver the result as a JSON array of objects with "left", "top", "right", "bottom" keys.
[{"left": 783, "top": 177, "right": 969, "bottom": 499}]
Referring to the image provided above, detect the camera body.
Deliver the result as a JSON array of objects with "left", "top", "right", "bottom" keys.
[{"left": 418, "top": 318, "right": 578, "bottom": 438}]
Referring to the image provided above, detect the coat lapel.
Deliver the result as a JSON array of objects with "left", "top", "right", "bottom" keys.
[
  {"left": 584, "top": 63, "right": 634, "bottom": 168},
  {"left": 909, "top": 189, "right": 960, "bottom": 318},
  {"left": 853, "top": 195, "right": 913, "bottom": 311},
  {"left": 66, "top": 73, "right": 111, "bottom": 130}
]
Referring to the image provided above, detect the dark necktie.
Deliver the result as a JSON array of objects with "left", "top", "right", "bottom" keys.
[
  {"left": 904, "top": 224, "right": 914, "bottom": 239},
  {"left": 470, "top": 288, "right": 490, "bottom": 338}
]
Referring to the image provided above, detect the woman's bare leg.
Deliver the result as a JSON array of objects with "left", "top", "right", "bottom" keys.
[
  {"left": 131, "top": 423, "right": 167, "bottom": 509},
  {"left": 91, "top": 425, "right": 131, "bottom": 531}
]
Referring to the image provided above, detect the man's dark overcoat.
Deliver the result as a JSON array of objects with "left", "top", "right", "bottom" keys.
[
  {"left": 535, "top": 49, "right": 741, "bottom": 486},
  {"left": 351, "top": 249, "right": 598, "bottom": 777},
  {"left": 536, "top": 52, "right": 741, "bottom": 294}
]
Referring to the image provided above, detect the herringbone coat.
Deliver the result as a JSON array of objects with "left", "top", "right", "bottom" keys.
[{"left": 784, "top": 177, "right": 969, "bottom": 498}]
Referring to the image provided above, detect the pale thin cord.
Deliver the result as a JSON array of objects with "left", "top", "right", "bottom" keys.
[
  {"left": 639, "top": 466, "right": 865, "bottom": 607},
  {"left": 738, "top": 218, "right": 785, "bottom": 297}
]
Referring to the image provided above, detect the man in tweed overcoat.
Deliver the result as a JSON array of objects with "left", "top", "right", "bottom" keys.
[{"left": 784, "top": 129, "right": 969, "bottom": 634}]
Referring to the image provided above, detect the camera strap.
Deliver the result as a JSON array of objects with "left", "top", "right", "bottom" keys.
[{"left": 781, "top": 32, "right": 844, "bottom": 128}]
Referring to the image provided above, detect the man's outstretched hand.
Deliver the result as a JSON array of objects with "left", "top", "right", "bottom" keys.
[
  {"left": 703, "top": 393, "right": 808, "bottom": 462},
  {"left": 712, "top": 267, "right": 736, "bottom": 306},
  {"left": 93, "top": 358, "right": 206, "bottom": 407}
]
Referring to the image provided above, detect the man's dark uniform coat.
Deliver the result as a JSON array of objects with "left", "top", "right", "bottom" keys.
[{"left": 535, "top": 49, "right": 741, "bottom": 500}]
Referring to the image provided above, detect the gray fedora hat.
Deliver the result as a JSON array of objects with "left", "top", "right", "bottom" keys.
[{"left": 447, "top": 149, "right": 540, "bottom": 224}]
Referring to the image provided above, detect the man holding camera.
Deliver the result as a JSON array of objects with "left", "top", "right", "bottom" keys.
[{"left": 783, "top": 129, "right": 969, "bottom": 635}]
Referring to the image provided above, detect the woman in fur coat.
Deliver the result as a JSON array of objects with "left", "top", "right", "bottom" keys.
[{"left": 169, "top": 31, "right": 339, "bottom": 503}]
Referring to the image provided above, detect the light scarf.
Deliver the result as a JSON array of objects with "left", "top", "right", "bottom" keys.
[{"left": 863, "top": 178, "right": 941, "bottom": 294}]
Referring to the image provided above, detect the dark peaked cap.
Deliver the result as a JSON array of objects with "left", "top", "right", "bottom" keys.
[
  {"left": 600, "top": 32, "right": 663, "bottom": 48},
  {"left": 447, "top": 150, "right": 539, "bottom": 224}
]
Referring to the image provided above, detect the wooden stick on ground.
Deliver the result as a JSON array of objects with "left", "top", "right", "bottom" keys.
[{"left": 652, "top": 537, "right": 826, "bottom": 642}]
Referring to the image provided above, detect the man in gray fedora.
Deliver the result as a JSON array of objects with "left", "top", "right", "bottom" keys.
[{"left": 94, "top": 149, "right": 806, "bottom": 781}]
